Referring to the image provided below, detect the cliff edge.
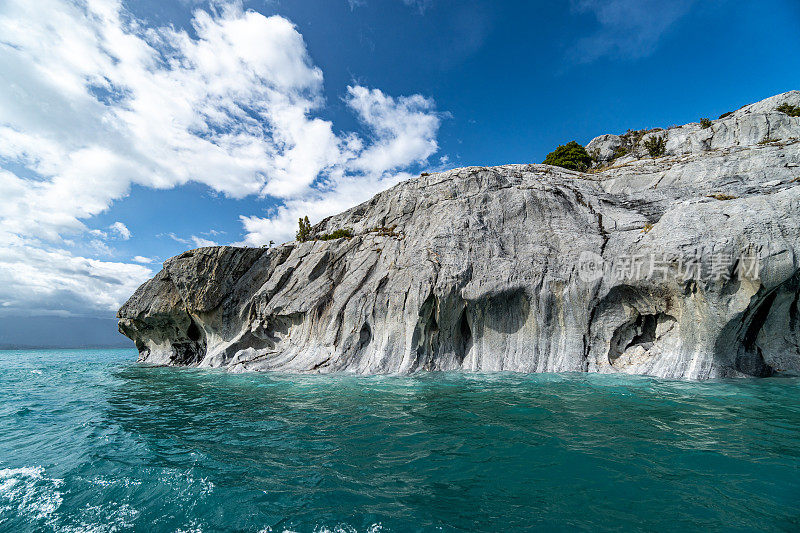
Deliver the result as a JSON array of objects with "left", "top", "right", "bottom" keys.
[{"left": 118, "top": 91, "right": 800, "bottom": 379}]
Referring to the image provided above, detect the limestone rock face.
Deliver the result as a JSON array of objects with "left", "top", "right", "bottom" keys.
[
  {"left": 118, "top": 91, "right": 800, "bottom": 379},
  {"left": 585, "top": 134, "right": 622, "bottom": 162}
]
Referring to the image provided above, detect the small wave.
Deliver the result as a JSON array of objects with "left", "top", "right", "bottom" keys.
[
  {"left": 60, "top": 502, "right": 139, "bottom": 533},
  {"left": 173, "top": 519, "right": 205, "bottom": 533},
  {"left": 0, "top": 466, "right": 63, "bottom": 525},
  {"left": 255, "top": 524, "right": 383, "bottom": 533},
  {"left": 85, "top": 475, "right": 141, "bottom": 489},
  {"left": 0, "top": 467, "right": 142, "bottom": 533},
  {"left": 314, "top": 525, "right": 383, "bottom": 533}
]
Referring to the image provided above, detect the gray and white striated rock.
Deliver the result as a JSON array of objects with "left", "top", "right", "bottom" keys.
[{"left": 118, "top": 91, "right": 800, "bottom": 379}]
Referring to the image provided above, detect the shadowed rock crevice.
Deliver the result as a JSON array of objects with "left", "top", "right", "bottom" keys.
[
  {"left": 478, "top": 289, "right": 530, "bottom": 335},
  {"left": 165, "top": 315, "right": 206, "bottom": 366},
  {"left": 716, "top": 286, "right": 777, "bottom": 377},
  {"left": 456, "top": 307, "right": 472, "bottom": 364},
  {"left": 716, "top": 271, "right": 800, "bottom": 376},
  {"left": 411, "top": 293, "right": 440, "bottom": 370},
  {"left": 186, "top": 320, "right": 201, "bottom": 342},
  {"left": 358, "top": 322, "right": 372, "bottom": 353},
  {"left": 408, "top": 293, "right": 480, "bottom": 370}
]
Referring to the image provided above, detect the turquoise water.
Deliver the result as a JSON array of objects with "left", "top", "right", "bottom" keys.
[{"left": 0, "top": 349, "right": 798, "bottom": 532}]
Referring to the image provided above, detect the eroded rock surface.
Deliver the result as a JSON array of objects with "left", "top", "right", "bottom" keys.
[{"left": 118, "top": 91, "right": 800, "bottom": 378}]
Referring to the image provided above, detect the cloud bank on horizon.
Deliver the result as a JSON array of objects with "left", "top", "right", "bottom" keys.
[{"left": 0, "top": 0, "right": 442, "bottom": 317}]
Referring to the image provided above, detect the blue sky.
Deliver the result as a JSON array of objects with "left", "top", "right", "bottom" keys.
[{"left": 0, "top": 0, "right": 799, "bottom": 322}]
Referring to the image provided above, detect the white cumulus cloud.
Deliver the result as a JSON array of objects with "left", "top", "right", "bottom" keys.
[
  {"left": 239, "top": 85, "right": 442, "bottom": 245},
  {"left": 0, "top": 0, "right": 443, "bottom": 316},
  {"left": 109, "top": 222, "right": 131, "bottom": 240},
  {"left": 191, "top": 236, "right": 219, "bottom": 248}
]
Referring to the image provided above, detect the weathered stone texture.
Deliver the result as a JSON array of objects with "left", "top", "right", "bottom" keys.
[{"left": 118, "top": 91, "right": 800, "bottom": 378}]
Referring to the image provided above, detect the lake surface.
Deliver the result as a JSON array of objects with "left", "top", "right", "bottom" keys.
[{"left": 0, "top": 349, "right": 798, "bottom": 532}]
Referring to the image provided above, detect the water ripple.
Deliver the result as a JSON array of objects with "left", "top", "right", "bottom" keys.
[{"left": 0, "top": 349, "right": 799, "bottom": 532}]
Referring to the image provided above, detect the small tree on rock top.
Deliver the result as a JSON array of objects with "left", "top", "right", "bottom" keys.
[{"left": 296, "top": 216, "right": 312, "bottom": 242}]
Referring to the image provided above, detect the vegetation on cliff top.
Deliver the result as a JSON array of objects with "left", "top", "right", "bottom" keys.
[
  {"left": 317, "top": 228, "right": 354, "bottom": 241},
  {"left": 643, "top": 135, "right": 666, "bottom": 157},
  {"left": 296, "top": 216, "right": 312, "bottom": 242},
  {"left": 777, "top": 103, "right": 800, "bottom": 117},
  {"left": 542, "top": 141, "right": 593, "bottom": 171},
  {"left": 297, "top": 216, "right": 353, "bottom": 242}
]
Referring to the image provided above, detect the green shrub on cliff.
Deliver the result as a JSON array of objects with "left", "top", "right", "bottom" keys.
[
  {"left": 612, "top": 146, "right": 628, "bottom": 160},
  {"left": 700, "top": 118, "right": 712, "bottom": 129},
  {"left": 542, "top": 141, "right": 593, "bottom": 171},
  {"left": 776, "top": 103, "right": 800, "bottom": 117},
  {"left": 643, "top": 135, "right": 666, "bottom": 157},
  {"left": 317, "top": 228, "right": 353, "bottom": 241}
]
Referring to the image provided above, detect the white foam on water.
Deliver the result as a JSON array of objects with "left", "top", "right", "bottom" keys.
[
  {"left": 0, "top": 467, "right": 144, "bottom": 533},
  {"left": 0, "top": 466, "right": 63, "bottom": 526},
  {"left": 86, "top": 475, "right": 141, "bottom": 489},
  {"left": 60, "top": 502, "right": 140, "bottom": 533},
  {"left": 257, "top": 523, "right": 383, "bottom": 533},
  {"left": 173, "top": 518, "right": 205, "bottom": 533},
  {"left": 312, "top": 524, "right": 385, "bottom": 533},
  {"left": 314, "top": 526, "right": 357, "bottom": 533}
]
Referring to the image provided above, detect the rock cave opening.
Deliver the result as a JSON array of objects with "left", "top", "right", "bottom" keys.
[
  {"left": 609, "top": 312, "right": 677, "bottom": 364},
  {"left": 358, "top": 322, "right": 372, "bottom": 353},
  {"left": 187, "top": 321, "right": 201, "bottom": 342}
]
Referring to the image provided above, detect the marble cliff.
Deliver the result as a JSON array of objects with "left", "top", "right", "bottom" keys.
[{"left": 119, "top": 92, "right": 800, "bottom": 379}]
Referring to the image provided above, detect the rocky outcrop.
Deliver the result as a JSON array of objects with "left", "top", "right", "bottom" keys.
[{"left": 118, "top": 91, "right": 800, "bottom": 379}]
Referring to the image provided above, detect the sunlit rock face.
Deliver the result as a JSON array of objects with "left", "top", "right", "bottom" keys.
[{"left": 118, "top": 91, "right": 800, "bottom": 379}]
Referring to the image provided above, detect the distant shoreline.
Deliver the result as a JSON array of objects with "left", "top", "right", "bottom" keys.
[{"left": 0, "top": 344, "right": 133, "bottom": 350}]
